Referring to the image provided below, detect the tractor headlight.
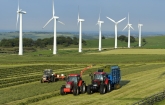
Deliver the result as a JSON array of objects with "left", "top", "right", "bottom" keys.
[{"left": 66, "top": 84, "right": 72, "bottom": 89}]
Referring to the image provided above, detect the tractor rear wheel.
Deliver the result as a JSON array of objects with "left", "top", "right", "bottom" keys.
[
  {"left": 100, "top": 84, "right": 106, "bottom": 94},
  {"left": 54, "top": 77, "right": 56, "bottom": 82},
  {"left": 80, "top": 83, "right": 86, "bottom": 94},
  {"left": 73, "top": 86, "right": 79, "bottom": 96},
  {"left": 107, "top": 82, "right": 111, "bottom": 92},
  {"left": 87, "top": 85, "right": 93, "bottom": 94},
  {"left": 60, "top": 86, "right": 65, "bottom": 95}
]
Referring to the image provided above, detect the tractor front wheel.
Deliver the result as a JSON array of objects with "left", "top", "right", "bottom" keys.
[
  {"left": 73, "top": 86, "right": 79, "bottom": 96},
  {"left": 100, "top": 84, "right": 106, "bottom": 94},
  {"left": 60, "top": 86, "right": 65, "bottom": 95},
  {"left": 80, "top": 83, "right": 86, "bottom": 94},
  {"left": 87, "top": 85, "right": 93, "bottom": 94}
]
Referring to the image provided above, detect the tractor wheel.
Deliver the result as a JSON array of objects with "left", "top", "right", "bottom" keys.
[
  {"left": 87, "top": 85, "right": 93, "bottom": 94},
  {"left": 73, "top": 86, "right": 79, "bottom": 96},
  {"left": 107, "top": 82, "right": 111, "bottom": 92},
  {"left": 100, "top": 84, "right": 106, "bottom": 94},
  {"left": 54, "top": 77, "right": 56, "bottom": 82},
  {"left": 60, "top": 87, "right": 65, "bottom": 95},
  {"left": 80, "top": 83, "right": 86, "bottom": 94}
]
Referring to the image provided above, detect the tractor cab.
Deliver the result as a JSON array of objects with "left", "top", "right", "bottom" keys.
[
  {"left": 43, "top": 69, "right": 53, "bottom": 76},
  {"left": 92, "top": 69, "right": 107, "bottom": 82},
  {"left": 42, "top": 69, "right": 53, "bottom": 79},
  {"left": 67, "top": 74, "right": 81, "bottom": 84}
]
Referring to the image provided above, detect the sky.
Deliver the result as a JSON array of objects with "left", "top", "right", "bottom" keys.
[{"left": 0, "top": 0, "right": 165, "bottom": 33}]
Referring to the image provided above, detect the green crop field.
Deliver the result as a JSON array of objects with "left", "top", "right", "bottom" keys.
[{"left": 0, "top": 35, "right": 165, "bottom": 105}]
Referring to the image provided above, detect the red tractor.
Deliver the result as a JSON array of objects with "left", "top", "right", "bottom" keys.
[
  {"left": 60, "top": 74, "right": 86, "bottom": 96},
  {"left": 87, "top": 69, "right": 111, "bottom": 94},
  {"left": 60, "top": 65, "right": 93, "bottom": 96}
]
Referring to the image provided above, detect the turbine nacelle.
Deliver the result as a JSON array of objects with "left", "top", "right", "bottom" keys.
[
  {"left": 138, "top": 24, "right": 143, "bottom": 27},
  {"left": 98, "top": 21, "right": 104, "bottom": 24},
  {"left": 53, "top": 16, "right": 59, "bottom": 19},
  {"left": 78, "top": 19, "right": 85, "bottom": 22}
]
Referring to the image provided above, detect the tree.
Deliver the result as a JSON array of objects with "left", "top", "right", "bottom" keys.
[
  {"left": 73, "top": 37, "right": 78, "bottom": 45},
  {"left": 123, "top": 36, "right": 136, "bottom": 43},
  {"left": 130, "top": 36, "right": 136, "bottom": 43},
  {"left": 118, "top": 35, "right": 127, "bottom": 42},
  {"left": 142, "top": 38, "right": 146, "bottom": 42},
  {"left": 102, "top": 36, "right": 105, "bottom": 39}
]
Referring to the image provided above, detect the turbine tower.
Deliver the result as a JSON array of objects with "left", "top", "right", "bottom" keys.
[
  {"left": 96, "top": 9, "right": 104, "bottom": 51},
  {"left": 123, "top": 13, "right": 134, "bottom": 48},
  {"left": 43, "top": 0, "right": 65, "bottom": 55},
  {"left": 138, "top": 23, "right": 143, "bottom": 47},
  {"left": 106, "top": 16, "right": 126, "bottom": 49},
  {"left": 16, "top": 0, "right": 26, "bottom": 55},
  {"left": 77, "top": 7, "right": 85, "bottom": 53}
]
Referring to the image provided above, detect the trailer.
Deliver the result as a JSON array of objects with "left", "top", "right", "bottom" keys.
[{"left": 87, "top": 65, "right": 121, "bottom": 94}]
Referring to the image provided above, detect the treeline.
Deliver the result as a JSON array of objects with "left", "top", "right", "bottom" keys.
[
  {"left": 0, "top": 36, "right": 86, "bottom": 48},
  {"left": 118, "top": 35, "right": 146, "bottom": 43}
]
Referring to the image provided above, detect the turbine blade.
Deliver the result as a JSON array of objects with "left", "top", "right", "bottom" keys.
[
  {"left": 123, "top": 25, "right": 128, "bottom": 31},
  {"left": 106, "top": 17, "right": 116, "bottom": 23},
  {"left": 117, "top": 17, "right": 126, "bottom": 24},
  {"left": 78, "top": 6, "right": 80, "bottom": 20},
  {"left": 18, "top": 0, "right": 19, "bottom": 11},
  {"left": 98, "top": 8, "right": 101, "bottom": 21},
  {"left": 43, "top": 17, "right": 54, "bottom": 28},
  {"left": 52, "top": 0, "right": 55, "bottom": 16},
  {"left": 128, "top": 13, "right": 129, "bottom": 24},
  {"left": 130, "top": 25, "right": 134, "bottom": 30},
  {"left": 77, "top": 6, "right": 80, "bottom": 25},
  {"left": 58, "top": 20, "right": 65, "bottom": 25},
  {"left": 16, "top": 0, "right": 19, "bottom": 29},
  {"left": 16, "top": 13, "right": 19, "bottom": 29}
]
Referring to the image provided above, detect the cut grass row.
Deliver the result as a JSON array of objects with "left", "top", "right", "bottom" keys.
[
  {"left": 1, "top": 63, "right": 165, "bottom": 105},
  {"left": 0, "top": 65, "right": 86, "bottom": 78},
  {"left": 29, "top": 65, "right": 165, "bottom": 105},
  {"left": 0, "top": 65, "right": 99, "bottom": 88}
]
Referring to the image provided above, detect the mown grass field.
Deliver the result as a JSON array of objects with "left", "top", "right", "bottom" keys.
[
  {"left": 0, "top": 34, "right": 165, "bottom": 105},
  {"left": 0, "top": 48, "right": 165, "bottom": 105}
]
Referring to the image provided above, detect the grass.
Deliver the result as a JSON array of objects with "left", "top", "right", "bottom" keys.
[
  {"left": 1, "top": 44, "right": 165, "bottom": 104},
  {"left": 28, "top": 65, "right": 165, "bottom": 105}
]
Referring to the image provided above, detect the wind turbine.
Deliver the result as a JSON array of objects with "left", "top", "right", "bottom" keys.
[
  {"left": 77, "top": 7, "right": 85, "bottom": 53},
  {"left": 138, "top": 23, "right": 143, "bottom": 47},
  {"left": 106, "top": 16, "right": 126, "bottom": 49},
  {"left": 96, "top": 9, "right": 104, "bottom": 51},
  {"left": 43, "top": 0, "right": 65, "bottom": 55},
  {"left": 123, "top": 13, "right": 134, "bottom": 48},
  {"left": 16, "top": 0, "right": 26, "bottom": 55}
]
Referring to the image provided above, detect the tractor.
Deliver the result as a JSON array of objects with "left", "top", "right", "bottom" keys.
[
  {"left": 60, "top": 74, "right": 86, "bottom": 96},
  {"left": 87, "top": 65, "right": 121, "bottom": 94},
  {"left": 60, "top": 65, "right": 93, "bottom": 96},
  {"left": 41, "top": 69, "right": 56, "bottom": 83},
  {"left": 41, "top": 69, "right": 66, "bottom": 83}
]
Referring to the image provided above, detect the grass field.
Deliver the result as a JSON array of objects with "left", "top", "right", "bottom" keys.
[
  {"left": 1, "top": 62, "right": 165, "bottom": 105},
  {"left": 1, "top": 37, "right": 165, "bottom": 105}
]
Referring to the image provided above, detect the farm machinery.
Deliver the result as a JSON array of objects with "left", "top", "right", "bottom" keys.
[
  {"left": 60, "top": 65, "right": 93, "bottom": 96},
  {"left": 41, "top": 69, "right": 66, "bottom": 83},
  {"left": 87, "top": 65, "right": 121, "bottom": 94}
]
